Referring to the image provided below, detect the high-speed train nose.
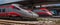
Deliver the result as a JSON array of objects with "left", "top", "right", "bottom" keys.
[
  {"left": 32, "top": 13, "right": 39, "bottom": 18},
  {"left": 28, "top": 12, "right": 39, "bottom": 18},
  {"left": 12, "top": 4, "right": 39, "bottom": 18}
]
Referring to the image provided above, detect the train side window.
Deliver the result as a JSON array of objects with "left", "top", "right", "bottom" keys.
[
  {"left": 2, "top": 9, "right": 5, "bottom": 12},
  {"left": 0, "top": 9, "right": 1, "bottom": 12}
]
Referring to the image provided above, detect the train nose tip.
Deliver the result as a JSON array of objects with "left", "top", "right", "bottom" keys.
[{"left": 32, "top": 14, "right": 39, "bottom": 18}]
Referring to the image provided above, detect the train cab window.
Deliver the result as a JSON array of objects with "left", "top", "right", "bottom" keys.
[{"left": 14, "top": 7, "right": 20, "bottom": 10}]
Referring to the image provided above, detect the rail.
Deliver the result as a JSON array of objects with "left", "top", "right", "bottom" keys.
[{"left": 0, "top": 19, "right": 40, "bottom": 25}]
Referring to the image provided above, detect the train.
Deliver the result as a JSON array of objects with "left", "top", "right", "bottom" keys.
[
  {"left": 0, "top": 4, "right": 39, "bottom": 21},
  {"left": 1, "top": 2, "right": 60, "bottom": 21}
]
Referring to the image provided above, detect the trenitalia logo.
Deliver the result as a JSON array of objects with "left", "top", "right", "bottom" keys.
[{"left": 42, "top": 4, "right": 60, "bottom": 7}]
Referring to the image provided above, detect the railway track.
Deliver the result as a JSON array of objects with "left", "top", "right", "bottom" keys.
[
  {"left": 0, "top": 19, "right": 56, "bottom": 25},
  {"left": 0, "top": 17, "right": 59, "bottom": 25},
  {"left": 0, "top": 19, "right": 40, "bottom": 25},
  {"left": 38, "top": 17, "right": 60, "bottom": 20}
]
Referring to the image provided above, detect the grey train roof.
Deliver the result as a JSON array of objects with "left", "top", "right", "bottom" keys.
[
  {"left": 41, "top": 4, "right": 60, "bottom": 7},
  {"left": 0, "top": 0, "right": 26, "bottom": 4}
]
